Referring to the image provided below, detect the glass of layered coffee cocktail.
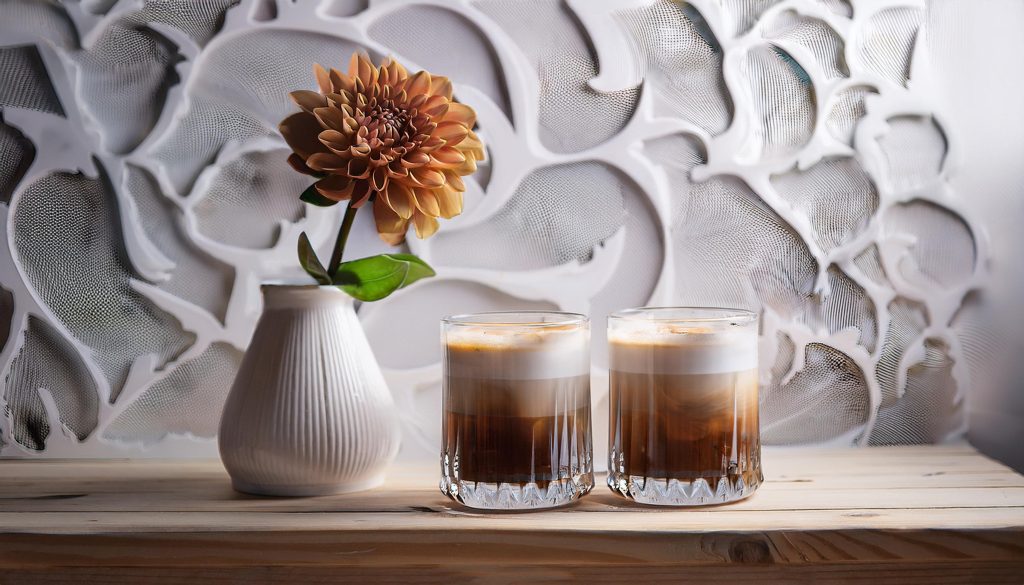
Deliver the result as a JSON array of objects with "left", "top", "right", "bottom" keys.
[
  {"left": 440, "top": 312, "right": 593, "bottom": 510},
  {"left": 607, "top": 307, "right": 761, "bottom": 506}
]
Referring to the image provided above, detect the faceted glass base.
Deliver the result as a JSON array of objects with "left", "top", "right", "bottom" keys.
[
  {"left": 606, "top": 470, "right": 762, "bottom": 506},
  {"left": 441, "top": 473, "right": 595, "bottom": 510}
]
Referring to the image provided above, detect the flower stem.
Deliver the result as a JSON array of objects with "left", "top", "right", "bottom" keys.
[{"left": 328, "top": 200, "right": 358, "bottom": 277}]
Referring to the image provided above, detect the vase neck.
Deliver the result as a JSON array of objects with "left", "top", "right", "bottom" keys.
[{"left": 260, "top": 285, "right": 354, "bottom": 311}]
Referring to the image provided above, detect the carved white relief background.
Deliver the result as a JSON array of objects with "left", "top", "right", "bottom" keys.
[{"left": 0, "top": 0, "right": 1008, "bottom": 460}]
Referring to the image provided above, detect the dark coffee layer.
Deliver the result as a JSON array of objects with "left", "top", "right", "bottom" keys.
[
  {"left": 443, "top": 375, "right": 591, "bottom": 485},
  {"left": 609, "top": 369, "right": 759, "bottom": 484}
]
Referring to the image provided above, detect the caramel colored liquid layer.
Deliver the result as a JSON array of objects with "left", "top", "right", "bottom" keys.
[
  {"left": 443, "top": 375, "right": 591, "bottom": 485},
  {"left": 609, "top": 369, "right": 759, "bottom": 485}
]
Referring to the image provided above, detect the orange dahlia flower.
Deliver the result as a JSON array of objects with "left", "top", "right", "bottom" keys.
[{"left": 280, "top": 53, "right": 484, "bottom": 244}]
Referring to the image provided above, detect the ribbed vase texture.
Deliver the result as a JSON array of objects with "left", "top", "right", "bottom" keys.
[{"left": 219, "top": 285, "right": 399, "bottom": 496}]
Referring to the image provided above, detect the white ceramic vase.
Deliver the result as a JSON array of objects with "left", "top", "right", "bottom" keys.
[{"left": 218, "top": 285, "right": 400, "bottom": 496}]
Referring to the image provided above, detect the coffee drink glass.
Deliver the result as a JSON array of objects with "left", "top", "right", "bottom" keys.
[
  {"left": 440, "top": 312, "right": 594, "bottom": 510},
  {"left": 607, "top": 307, "right": 761, "bottom": 506}
]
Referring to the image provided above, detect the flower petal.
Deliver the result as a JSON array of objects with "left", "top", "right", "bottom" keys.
[
  {"left": 373, "top": 199, "right": 408, "bottom": 244},
  {"left": 280, "top": 112, "right": 329, "bottom": 158},
  {"left": 417, "top": 137, "right": 444, "bottom": 153},
  {"left": 407, "top": 70, "right": 432, "bottom": 97},
  {"left": 453, "top": 156, "right": 477, "bottom": 175},
  {"left": 315, "top": 175, "right": 354, "bottom": 201},
  {"left": 430, "top": 76, "right": 453, "bottom": 100},
  {"left": 414, "top": 188, "right": 441, "bottom": 217},
  {"left": 431, "top": 146, "right": 466, "bottom": 168},
  {"left": 434, "top": 121, "right": 468, "bottom": 146},
  {"left": 328, "top": 91, "right": 353, "bottom": 108},
  {"left": 444, "top": 102, "right": 476, "bottom": 126},
  {"left": 412, "top": 211, "right": 439, "bottom": 239},
  {"left": 347, "top": 53, "right": 360, "bottom": 79},
  {"left": 435, "top": 185, "right": 463, "bottom": 219},
  {"left": 401, "top": 151, "right": 430, "bottom": 168},
  {"left": 372, "top": 166, "right": 389, "bottom": 192},
  {"left": 391, "top": 88, "right": 407, "bottom": 106},
  {"left": 387, "top": 59, "right": 407, "bottom": 85},
  {"left": 319, "top": 129, "right": 349, "bottom": 150},
  {"left": 314, "top": 63, "right": 331, "bottom": 94},
  {"left": 350, "top": 142, "right": 371, "bottom": 158},
  {"left": 306, "top": 152, "right": 348, "bottom": 172},
  {"left": 328, "top": 68, "right": 349, "bottom": 93},
  {"left": 343, "top": 115, "right": 359, "bottom": 134},
  {"left": 408, "top": 94, "right": 428, "bottom": 110},
  {"left": 384, "top": 181, "right": 415, "bottom": 219},
  {"left": 291, "top": 90, "right": 327, "bottom": 113},
  {"left": 379, "top": 231, "right": 406, "bottom": 246},
  {"left": 411, "top": 167, "right": 445, "bottom": 188},
  {"left": 352, "top": 53, "right": 377, "bottom": 87},
  {"left": 347, "top": 157, "right": 371, "bottom": 179},
  {"left": 351, "top": 181, "right": 372, "bottom": 207},
  {"left": 424, "top": 102, "right": 449, "bottom": 119},
  {"left": 462, "top": 147, "right": 485, "bottom": 163},
  {"left": 461, "top": 131, "right": 484, "bottom": 150},
  {"left": 324, "top": 143, "right": 354, "bottom": 159},
  {"left": 313, "top": 106, "right": 346, "bottom": 131},
  {"left": 387, "top": 160, "right": 409, "bottom": 179},
  {"left": 442, "top": 169, "right": 465, "bottom": 192},
  {"left": 287, "top": 153, "right": 317, "bottom": 176},
  {"left": 369, "top": 149, "right": 390, "bottom": 167}
]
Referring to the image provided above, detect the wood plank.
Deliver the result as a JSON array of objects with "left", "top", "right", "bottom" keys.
[
  {"left": 2, "top": 506, "right": 1023, "bottom": 532},
  {"left": 5, "top": 563, "right": 1024, "bottom": 585},
  {"left": 1, "top": 529, "right": 1022, "bottom": 567},
  {"left": 1, "top": 529, "right": 1022, "bottom": 583},
  {"left": 1, "top": 445, "right": 1022, "bottom": 584},
  {"left": 1, "top": 483, "right": 1022, "bottom": 513},
  {"left": 3, "top": 461, "right": 1020, "bottom": 492},
  {"left": 1, "top": 446, "right": 1023, "bottom": 514}
]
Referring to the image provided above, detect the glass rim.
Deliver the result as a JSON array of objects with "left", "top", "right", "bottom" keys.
[
  {"left": 609, "top": 306, "right": 757, "bottom": 324},
  {"left": 442, "top": 310, "right": 589, "bottom": 328}
]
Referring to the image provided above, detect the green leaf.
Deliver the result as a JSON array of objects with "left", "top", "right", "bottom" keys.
[
  {"left": 333, "top": 254, "right": 436, "bottom": 301},
  {"left": 297, "top": 232, "right": 331, "bottom": 285},
  {"left": 299, "top": 183, "right": 338, "bottom": 207}
]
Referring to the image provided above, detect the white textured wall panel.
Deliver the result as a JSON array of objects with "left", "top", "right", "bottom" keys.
[{"left": 0, "top": 0, "right": 1019, "bottom": 464}]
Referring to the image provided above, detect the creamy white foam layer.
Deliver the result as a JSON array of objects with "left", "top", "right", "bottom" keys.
[
  {"left": 609, "top": 326, "right": 757, "bottom": 375},
  {"left": 445, "top": 325, "right": 589, "bottom": 380}
]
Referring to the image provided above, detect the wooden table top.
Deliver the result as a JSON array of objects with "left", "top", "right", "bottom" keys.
[{"left": 1, "top": 445, "right": 1022, "bottom": 583}]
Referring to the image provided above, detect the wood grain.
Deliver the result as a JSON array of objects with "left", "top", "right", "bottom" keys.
[{"left": 1, "top": 445, "right": 1022, "bottom": 584}]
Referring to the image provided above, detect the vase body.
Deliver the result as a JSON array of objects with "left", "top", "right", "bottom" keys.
[{"left": 219, "top": 285, "right": 400, "bottom": 496}]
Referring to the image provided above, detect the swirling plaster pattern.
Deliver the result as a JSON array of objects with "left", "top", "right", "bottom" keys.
[{"left": 0, "top": 0, "right": 988, "bottom": 457}]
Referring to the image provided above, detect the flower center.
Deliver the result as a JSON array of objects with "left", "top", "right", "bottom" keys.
[{"left": 369, "top": 104, "right": 410, "bottom": 141}]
